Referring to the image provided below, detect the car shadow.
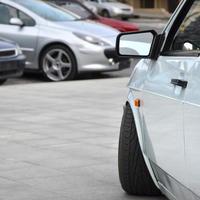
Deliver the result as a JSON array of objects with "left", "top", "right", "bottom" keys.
[{"left": 3, "top": 70, "right": 131, "bottom": 86}]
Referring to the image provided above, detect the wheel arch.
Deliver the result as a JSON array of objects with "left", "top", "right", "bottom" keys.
[
  {"left": 101, "top": 8, "right": 111, "bottom": 16},
  {"left": 127, "top": 92, "right": 160, "bottom": 189},
  {"left": 38, "top": 42, "right": 78, "bottom": 70}
]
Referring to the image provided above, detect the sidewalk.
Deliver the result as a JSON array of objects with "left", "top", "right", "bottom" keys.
[{"left": 0, "top": 78, "right": 166, "bottom": 200}]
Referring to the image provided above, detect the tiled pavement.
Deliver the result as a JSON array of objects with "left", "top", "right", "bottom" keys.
[{"left": 0, "top": 78, "right": 166, "bottom": 200}]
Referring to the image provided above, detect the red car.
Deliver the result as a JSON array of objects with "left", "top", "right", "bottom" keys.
[
  {"left": 97, "top": 16, "right": 139, "bottom": 32},
  {"left": 49, "top": 0, "right": 139, "bottom": 32}
]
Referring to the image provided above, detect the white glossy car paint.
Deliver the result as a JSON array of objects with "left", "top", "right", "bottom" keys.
[{"left": 119, "top": 0, "right": 200, "bottom": 199}]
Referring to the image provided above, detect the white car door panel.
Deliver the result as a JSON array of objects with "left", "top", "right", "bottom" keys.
[
  {"left": 184, "top": 58, "right": 200, "bottom": 196},
  {"left": 141, "top": 56, "right": 194, "bottom": 188}
]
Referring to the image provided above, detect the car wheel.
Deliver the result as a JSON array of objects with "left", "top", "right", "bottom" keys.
[
  {"left": 40, "top": 45, "right": 77, "bottom": 82},
  {"left": 0, "top": 79, "right": 7, "bottom": 85},
  {"left": 118, "top": 103, "right": 161, "bottom": 196},
  {"left": 122, "top": 17, "right": 128, "bottom": 21},
  {"left": 101, "top": 10, "right": 111, "bottom": 18}
]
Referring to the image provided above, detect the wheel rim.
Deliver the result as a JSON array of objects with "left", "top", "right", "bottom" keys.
[{"left": 43, "top": 49, "right": 72, "bottom": 81}]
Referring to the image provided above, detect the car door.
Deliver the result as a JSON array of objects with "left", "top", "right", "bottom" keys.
[
  {"left": 184, "top": 58, "right": 200, "bottom": 197},
  {"left": 141, "top": 55, "right": 190, "bottom": 189},
  {"left": 0, "top": 3, "right": 39, "bottom": 69},
  {"left": 180, "top": 1, "right": 200, "bottom": 196},
  {"left": 141, "top": 0, "right": 200, "bottom": 194}
]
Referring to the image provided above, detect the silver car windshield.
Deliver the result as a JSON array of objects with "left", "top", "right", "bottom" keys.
[{"left": 12, "top": 0, "right": 78, "bottom": 21}]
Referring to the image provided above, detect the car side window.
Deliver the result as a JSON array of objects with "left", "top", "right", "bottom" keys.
[
  {"left": 0, "top": 3, "right": 17, "bottom": 24},
  {"left": 0, "top": 3, "right": 35, "bottom": 26},
  {"left": 18, "top": 11, "right": 36, "bottom": 26},
  {"left": 172, "top": 1, "right": 200, "bottom": 52}
]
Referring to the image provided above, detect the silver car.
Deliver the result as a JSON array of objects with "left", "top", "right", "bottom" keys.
[
  {"left": 117, "top": 0, "right": 200, "bottom": 200},
  {"left": 0, "top": 0, "right": 130, "bottom": 81},
  {"left": 83, "top": 0, "right": 134, "bottom": 19}
]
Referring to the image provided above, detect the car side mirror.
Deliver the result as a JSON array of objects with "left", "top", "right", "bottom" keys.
[
  {"left": 116, "top": 30, "right": 159, "bottom": 59},
  {"left": 9, "top": 18, "right": 24, "bottom": 27}
]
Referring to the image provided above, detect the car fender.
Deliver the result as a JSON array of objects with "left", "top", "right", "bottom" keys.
[
  {"left": 127, "top": 92, "right": 160, "bottom": 189},
  {"left": 34, "top": 26, "right": 81, "bottom": 70},
  {"left": 126, "top": 60, "right": 160, "bottom": 189}
]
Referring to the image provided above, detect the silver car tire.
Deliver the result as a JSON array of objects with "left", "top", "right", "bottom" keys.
[
  {"left": 40, "top": 45, "right": 77, "bottom": 82},
  {"left": 118, "top": 103, "right": 161, "bottom": 196}
]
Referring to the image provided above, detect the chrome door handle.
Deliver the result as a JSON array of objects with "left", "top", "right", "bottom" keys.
[{"left": 171, "top": 79, "right": 188, "bottom": 89}]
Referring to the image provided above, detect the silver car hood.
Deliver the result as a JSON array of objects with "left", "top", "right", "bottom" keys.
[{"left": 48, "top": 20, "right": 119, "bottom": 38}]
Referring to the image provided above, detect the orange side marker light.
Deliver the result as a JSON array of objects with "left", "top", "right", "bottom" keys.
[{"left": 134, "top": 99, "right": 141, "bottom": 108}]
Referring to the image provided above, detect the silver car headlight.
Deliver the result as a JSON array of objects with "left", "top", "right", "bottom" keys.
[
  {"left": 15, "top": 45, "right": 23, "bottom": 55},
  {"left": 74, "top": 32, "right": 109, "bottom": 46}
]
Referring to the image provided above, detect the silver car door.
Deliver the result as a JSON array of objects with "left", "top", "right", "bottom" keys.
[{"left": 0, "top": 3, "right": 39, "bottom": 69}]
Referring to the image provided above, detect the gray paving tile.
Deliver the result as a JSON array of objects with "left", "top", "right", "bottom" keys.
[{"left": 0, "top": 78, "right": 165, "bottom": 200}]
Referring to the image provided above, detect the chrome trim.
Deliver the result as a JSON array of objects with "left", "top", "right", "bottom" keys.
[{"left": 21, "top": 48, "right": 35, "bottom": 52}]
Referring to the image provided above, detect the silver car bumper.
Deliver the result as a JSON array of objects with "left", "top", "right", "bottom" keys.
[{"left": 77, "top": 46, "right": 130, "bottom": 73}]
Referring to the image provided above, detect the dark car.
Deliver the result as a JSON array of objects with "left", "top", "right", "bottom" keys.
[
  {"left": 0, "top": 39, "right": 25, "bottom": 84},
  {"left": 47, "top": 0, "right": 139, "bottom": 32}
]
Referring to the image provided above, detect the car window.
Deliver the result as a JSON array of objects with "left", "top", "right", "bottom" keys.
[
  {"left": 172, "top": 0, "right": 200, "bottom": 52},
  {"left": 0, "top": 3, "right": 17, "bottom": 24},
  {"left": 0, "top": 3, "right": 35, "bottom": 26},
  {"left": 12, "top": 0, "right": 78, "bottom": 22},
  {"left": 18, "top": 11, "right": 36, "bottom": 26}
]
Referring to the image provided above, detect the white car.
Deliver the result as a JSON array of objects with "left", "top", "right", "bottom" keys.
[
  {"left": 83, "top": 0, "right": 134, "bottom": 19},
  {"left": 117, "top": 0, "right": 200, "bottom": 200}
]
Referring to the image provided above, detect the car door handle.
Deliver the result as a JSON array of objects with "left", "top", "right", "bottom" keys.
[{"left": 171, "top": 79, "right": 188, "bottom": 88}]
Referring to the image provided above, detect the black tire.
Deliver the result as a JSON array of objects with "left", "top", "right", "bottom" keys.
[
  {"left": 0, "top": 79, "right": 7, "bottom": 85},
  {"left": 101, "top": 10, "right": 111, "bottom": 18},
  {"left": 122, "top": 17, "right": 128, "bottom": 21},
  {"left": 118, "top": 103, "right": 161, "bottom": 196},
  {"left": 40, "top": 44, "right": 77, "bottom": 82}
]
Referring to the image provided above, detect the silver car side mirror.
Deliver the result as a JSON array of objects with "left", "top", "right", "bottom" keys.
[
  {"left": 9, "top": 18, "right": 24, "bottom": 27},
  {"left": 116, "top": 30, "right": 158, "bottom": 58}
]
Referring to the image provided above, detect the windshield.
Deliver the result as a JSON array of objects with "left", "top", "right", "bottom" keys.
[
  {"left": 12, "top": 0, "right": 79, "bottom": 21},
  {"left": 61, "top": 2, "right": 94, "bottom": 19}
]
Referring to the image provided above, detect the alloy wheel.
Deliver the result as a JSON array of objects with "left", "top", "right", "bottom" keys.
[{"left": 43, "top": 49, "right": 73, "bottom": 81}]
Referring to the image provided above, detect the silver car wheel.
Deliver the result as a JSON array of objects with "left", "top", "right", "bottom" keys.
[
  {"left": 43, "top": 49, "right": 73, "bottom": 81},
  {"left": 101, "top": 10, "right": 111, "bottom": 18}
]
